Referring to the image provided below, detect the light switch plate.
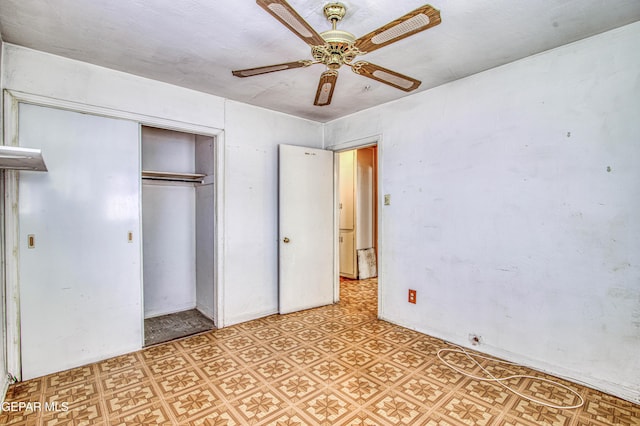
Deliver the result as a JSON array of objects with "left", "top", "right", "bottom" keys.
[{"left": 384, "top": 194, "right": 391, "bottom": 205}]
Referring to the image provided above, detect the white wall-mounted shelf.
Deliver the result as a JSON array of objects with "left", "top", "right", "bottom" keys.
[{"left": 0, "top": 146, "right": 48, "bottom": 171}]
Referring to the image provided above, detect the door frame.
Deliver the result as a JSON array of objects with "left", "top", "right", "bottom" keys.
[
  {"left": 327, "top": 135, "right": 383, "bottom": 317},
  {"left": 2, "top": 89, "right": 226, "bottom": 380}
]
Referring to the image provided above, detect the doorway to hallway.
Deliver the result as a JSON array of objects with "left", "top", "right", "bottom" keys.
[
  {"left": 337, "top": 145, "right": 378, "bottom": 312},
  {"left": 340, "top": 276, "right": 378, "bottom": 316}
]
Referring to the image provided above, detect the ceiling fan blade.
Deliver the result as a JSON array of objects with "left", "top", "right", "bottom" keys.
[
  {"left": 232, "top": 60, "right": 313, "bottom": 78},
  {"left": 355, "top": 4, "right": 441, "bottom": 53},
  {"left": 257, "top": 0, "right": 326, "bottom": 46},
  {"left": 351, "top": 61, "right": 421, "bottom": 92},
  {"left": 314, "top": 70, "right": 338, "bottom": 106}
]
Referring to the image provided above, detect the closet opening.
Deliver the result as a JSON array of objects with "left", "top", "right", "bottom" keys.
[
  {"left": 338, "top": 146, "right": 378, "bottom": 310},
  {"left": 141, "top": 126, "right": 216, "bottom": 346}
]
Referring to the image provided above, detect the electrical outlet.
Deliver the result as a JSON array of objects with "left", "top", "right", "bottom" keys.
[
  {"left": 469, "top": 334, "right": 482, "bottom": 346},
  {"left": 408, "top": 289, "right": 416, "bottom": 304}
]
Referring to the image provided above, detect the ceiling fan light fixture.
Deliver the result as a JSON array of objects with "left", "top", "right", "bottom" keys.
[{"left": 327, "top": 54, "right": 343, "bottom": 70}]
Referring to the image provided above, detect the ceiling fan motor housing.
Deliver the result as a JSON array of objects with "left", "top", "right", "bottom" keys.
[
  {"left": 312, "top": 2, "right": 359, "bottom": 70},
  {"left": 313, "top": 29, "right": 359, "bottom": 70}
]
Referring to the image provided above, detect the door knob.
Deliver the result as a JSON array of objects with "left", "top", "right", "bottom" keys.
[{"left": 283, "top": 237, "right": 290, "bottom": 243}]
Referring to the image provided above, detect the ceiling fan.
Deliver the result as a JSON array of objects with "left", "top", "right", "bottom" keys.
[{"left": 232, "top": 0, "right": 441, "bottom": 106}]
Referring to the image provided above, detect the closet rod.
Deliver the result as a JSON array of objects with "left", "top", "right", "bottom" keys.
[{"left": 141, "top": 170, "right": 206, "bottom": 183}]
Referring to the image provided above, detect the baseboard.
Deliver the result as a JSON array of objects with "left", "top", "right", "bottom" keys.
[
  {"left": 20, "top": 344, "right": 142, "bottom": 382},
  {"left": 195, "top": 303, "right": 214, "bottom": 321},
  {"left": 144, "top": 303, "right": 197, "bottom": 319},
  {"left": 223, "top": 308, "right": 279, "bottom": 327},
  {"left": 380, "top": 316, "right": 640, "bottom": 405},
  {"left": 0, "top": 371, "right": 9, "bottom": 404}
]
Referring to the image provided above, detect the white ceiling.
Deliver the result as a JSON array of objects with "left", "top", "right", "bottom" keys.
[{"left": 1, "top": 0, "right": 639, "bottom": 122}]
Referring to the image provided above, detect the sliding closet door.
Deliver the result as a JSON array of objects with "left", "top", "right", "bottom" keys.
[{"left": 18, "top": 103, "right": 141, "bottom": 379}]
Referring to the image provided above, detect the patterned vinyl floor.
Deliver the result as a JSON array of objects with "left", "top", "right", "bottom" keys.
[{"left": 1, "top": 278, "right": 638, "bottom": 425}]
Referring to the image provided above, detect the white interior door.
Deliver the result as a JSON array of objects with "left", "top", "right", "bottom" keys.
[
  {"left": 279, "top": 144, "right": 334, "bottom": 314},
  {"left": 18, "top": 104, "right": 141, "bottom": 379}
]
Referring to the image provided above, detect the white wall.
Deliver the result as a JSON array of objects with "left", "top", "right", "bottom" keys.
[
  {"left": 356, "top": 148, "right": 375, "bottom": 250},
  {"left": 142, "top": 184, "right": 196, "bottom": 317},
  {"left": 196, "top": 183, "right": 215, "bottom": 319},
  {"left": 195, "top": 135, "right": 216, "bottom": 319},
  {"left": 142, "top": 127, "right": 196, "bottom": 173},
  {"left": 325, "top": 22, "right": 640, "bottom": 402},
  {"left": 223, "top": 101, "right": 323, "bottom": 325},
  {"left": 1, "top": 44, "right": 224, "bottom": 129},
  {"left": 141, "top": 127, "right": 198, "bottom": 318},
  {"left": 0, "top": 37, "right": 8, "bottom": 401}
]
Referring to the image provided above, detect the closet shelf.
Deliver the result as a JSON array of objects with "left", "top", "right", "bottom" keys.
[{"left": 142, "top": 170, "right": 206, "bottom": 183}]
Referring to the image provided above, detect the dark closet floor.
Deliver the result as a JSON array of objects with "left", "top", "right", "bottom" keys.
[{"left": 144, "top": 309, "right": 215, "bottom": 346}]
